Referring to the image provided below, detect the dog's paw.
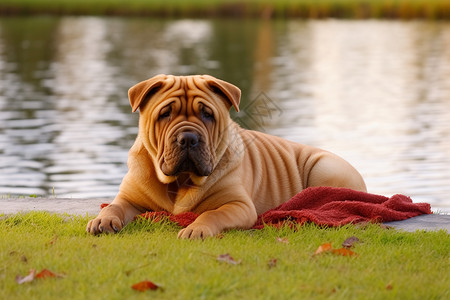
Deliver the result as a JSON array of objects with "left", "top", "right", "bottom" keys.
[
  {"left": 86, "top": 216, "right": 124, "bottom": 235},
  {"left": 177, "top": 223, "right": 216, "bottom": 239}
]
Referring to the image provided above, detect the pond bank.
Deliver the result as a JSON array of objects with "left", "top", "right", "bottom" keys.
[
  {"left": 1, "top": 197, "right": 448, "bottom": 233},
  {"left": 1, "top": 0, "right": 449, "bottom": 19}
]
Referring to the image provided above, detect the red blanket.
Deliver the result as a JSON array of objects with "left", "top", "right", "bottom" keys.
[{"left": 104, "top": 187, "right": 432, "bottom": 228}]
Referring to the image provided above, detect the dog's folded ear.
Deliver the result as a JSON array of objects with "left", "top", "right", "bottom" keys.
[
  {"left": 128, "top": 74, "right": 167, "bottom": 112},
  {"left": 202, "top": 75, "right": 241, "bottom": 112}
]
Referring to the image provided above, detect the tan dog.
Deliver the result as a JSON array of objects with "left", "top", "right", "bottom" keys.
[{"left": 86, "top": 75, "right": 366, "bottom": 238}]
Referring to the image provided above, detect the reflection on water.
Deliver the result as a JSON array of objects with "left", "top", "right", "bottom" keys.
[{"left": 0, "top": 17, "right": 449, "bottom": 212}]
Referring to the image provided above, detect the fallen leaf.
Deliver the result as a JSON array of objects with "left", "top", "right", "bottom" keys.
[
  {"left": 386, "top": 283, "right": 393, "bottom": 290},
  {"left": 36, "top": 269, "right": 60, "bottom": 279},
  {"left": 276, "top": 237, "right": 289, "bottom": 244},
  {"left": 15, "top": 269, "right": 36, "bottom": 284},
  {"left": 267, "top": 258, "right": 277, "bottom": 269},
  {"left": 331, "top": 248, "right": 358, "bottom": 256},
  {"left": 313, "top": 243, "right": 358, "bottom": 257},
  {"left": 342, "top": 236, "right": 360, "bottom": 248},
  {"left": 16, "top": 268, "right": 64, "bottom": 284},
  {"left": 313, "top": 243, "right": 332, "bottom": 256},
  {"left": 131, "top": 280, "right": 160, "bottom": 292},
  {"left": 217, "top": 253, "right": 241, "bottom": 265}
]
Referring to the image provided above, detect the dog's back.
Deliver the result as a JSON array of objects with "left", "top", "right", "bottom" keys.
[{"left": 237, "top": 126, "right": 366, "bottom": 215}]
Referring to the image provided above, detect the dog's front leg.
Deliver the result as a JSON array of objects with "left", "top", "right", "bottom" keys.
[
  {"left": 86, "top": 198, "right": 142, "bottom": 235},
  {"left": 177, "top": 200, "right": 257, "bottom": 239}
]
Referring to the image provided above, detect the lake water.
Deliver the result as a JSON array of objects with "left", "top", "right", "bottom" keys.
[{"left": 0, "top": 17, "right": 449, "bottom": 213}]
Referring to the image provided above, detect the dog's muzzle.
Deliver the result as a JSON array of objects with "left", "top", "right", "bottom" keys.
[{"left": 161, "top": 131, "right": 213, "bottom": 177}]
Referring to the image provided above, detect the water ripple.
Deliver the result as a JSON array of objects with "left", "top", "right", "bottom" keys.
[{"left": 0, "top": 17, "right": 449, "bottom": 213}]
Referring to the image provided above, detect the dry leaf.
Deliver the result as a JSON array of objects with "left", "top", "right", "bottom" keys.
[
  {"left": 313, "top": 243, "right": 358, "bottom": 257},
  {"left": 276, "top": 237, "right": 289, "bottom": 244},
  {"left": 313, "top": 243, "right": 332, "bottom": 255},
  {"left": 16, "top": 268, "right": 63, "bottom": 284},
  {"left": 15, "top": 269, "right": 36, "bottom": 284},
  {"left": 267, "top": 258, "right": 277, "bottom": 269},
  {"left": 386, "top": 283, "right": 393, "bottom": 290},
  {"left": 331, "top": 248, "right": 357, "bottom": 256},
  {"left": 36, "top": 269, "right": 62, "bottom": 279},
  {"left": 342, "top": 236, "right": 360, "bottom": 248},
  {"left": 131, "top": 280, "right": 160, "bottom": 292},
  {"left": 217, "top": 253, "right": 241, "bottom": 265}
]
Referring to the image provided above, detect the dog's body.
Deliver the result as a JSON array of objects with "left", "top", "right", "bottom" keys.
[{"left": 87, "top": 75, "right": 366, "bottom": 238}]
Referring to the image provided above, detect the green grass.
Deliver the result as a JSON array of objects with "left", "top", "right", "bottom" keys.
[
  {"left": 0, "top": 0, "right": 450, "bottom": 19},
  {"left": 1, "top": 212, "right": 449, "bottom": 299}
]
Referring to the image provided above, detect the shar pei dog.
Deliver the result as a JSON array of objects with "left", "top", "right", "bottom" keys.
[{"left": 87, "top": 74, "right": 366, "bottom": 239}]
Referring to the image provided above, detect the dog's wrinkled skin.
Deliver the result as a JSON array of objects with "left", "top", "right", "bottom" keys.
[{"left": 86, "top": 75, "right": 367, "bottom": 239}]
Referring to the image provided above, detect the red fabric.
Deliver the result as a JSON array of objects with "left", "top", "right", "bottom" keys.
[
  {"left": 253, "top": 187, "right": 431, "bottom": 228},
  {"left": 101, "top": 187, "right": 432, "bottom": 229}
]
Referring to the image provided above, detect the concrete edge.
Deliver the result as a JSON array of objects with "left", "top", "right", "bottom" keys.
[
  {"left": 0, "top": 197, "right": 108, "bottom": 216},
  {"left": 384, "top": 214, "right": 450, "bottom": 233}
]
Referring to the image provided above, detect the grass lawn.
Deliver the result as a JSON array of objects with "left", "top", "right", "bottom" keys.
[{"left": 1, "top": 212, "right": 449, "bottom": 299}]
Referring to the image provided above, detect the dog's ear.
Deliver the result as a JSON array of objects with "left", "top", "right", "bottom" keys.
[
  {"left": 203, "top": 75, "right": 241, "bottom": 112},
  {"left": 128, "top": 74, "right": 166, "bottom": 112}
]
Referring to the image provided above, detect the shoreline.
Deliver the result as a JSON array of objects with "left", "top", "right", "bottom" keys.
[
  {"left": 1, "top": 0, "right": 450, "bottom": 20},
  {"left": 1, "top": 197, "right": 448, "bottom": 233}
]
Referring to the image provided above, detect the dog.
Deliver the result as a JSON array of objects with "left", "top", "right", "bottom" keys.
[{"left": 86, "top": 74, "right": 367, "bottom": 239}]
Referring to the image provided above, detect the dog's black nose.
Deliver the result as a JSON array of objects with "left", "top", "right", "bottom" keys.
[{"left": 177, "top": 132, "right": 199, "bottom": 148}]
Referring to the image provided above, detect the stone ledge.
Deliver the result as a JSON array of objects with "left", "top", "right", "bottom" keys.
[
  {"left": 0, "top": 197, "right": 107, "bottom": 216},
  {"left": 384, "top": 214, "right": 449, "bottom": 233},
  {"left": 1, "top": 197, "right": 448, "bottom": 233}
]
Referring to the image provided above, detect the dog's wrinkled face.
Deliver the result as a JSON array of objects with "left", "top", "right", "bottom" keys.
[
  {"left": 128, "top": 75, "right": 241, "bottom": 185},
  {"left": 158, "top": 101, "right": 214, "bottom": 178}
]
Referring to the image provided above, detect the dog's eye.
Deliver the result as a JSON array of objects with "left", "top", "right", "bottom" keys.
[
  {"left": 201, "top": 108, "right": 214, "bottom": 121},
  {"left": 158, "top": 107, "right": 172, "bottom": 120}
]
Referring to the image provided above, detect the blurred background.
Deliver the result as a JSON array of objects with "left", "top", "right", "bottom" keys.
[{"left": 0, "top": 1, "right": 449, "bottom": 213}]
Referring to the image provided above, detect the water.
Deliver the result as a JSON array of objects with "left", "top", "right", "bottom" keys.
[{"left": 0, "top": 17, "right": 449, "bottom": 213}]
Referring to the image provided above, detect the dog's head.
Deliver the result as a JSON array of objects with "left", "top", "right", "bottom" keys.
[{"left": 128, "top": 74, "right": 241, "bottom": 185}]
